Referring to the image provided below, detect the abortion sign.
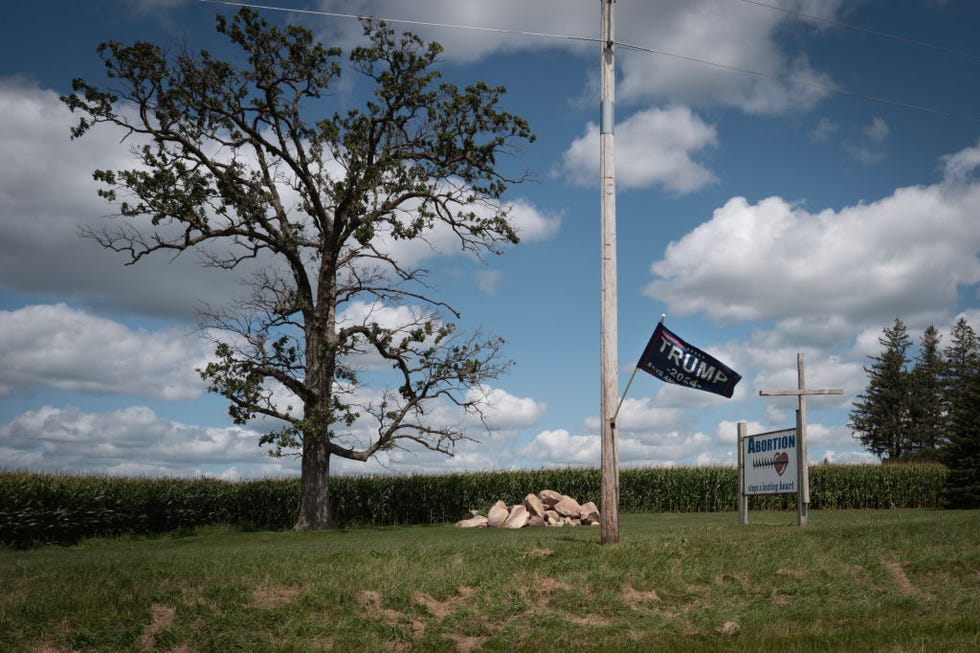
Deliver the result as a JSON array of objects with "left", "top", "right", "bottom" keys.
[{"left": 742, "top": 428, "right": 797, "bottom": 495}]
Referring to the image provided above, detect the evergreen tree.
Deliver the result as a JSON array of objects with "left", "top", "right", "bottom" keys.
[
  {"left": 943, "top": 318, "right": 979, "bottom": 404},
  {"left": 942, "top": 318, "right": 980, "bottom": 507},
  {"left": 907, "top": 325, "right": 945, "bottom": 459},
  {"left": 850, "top": 318, "right": 913, "bottom": 460}
]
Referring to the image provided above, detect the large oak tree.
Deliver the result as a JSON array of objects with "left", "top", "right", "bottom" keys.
[{"left": 63, "top": 8, "right": 533, "bottom": 529}]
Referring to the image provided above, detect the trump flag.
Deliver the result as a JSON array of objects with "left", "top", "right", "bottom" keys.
[{"left": 637, "top": 323, "right": 741, "bottom": 398}]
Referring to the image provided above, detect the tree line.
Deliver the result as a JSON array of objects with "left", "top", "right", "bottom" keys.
[{"left": 849, "top": 317, "right": 979, "bottom": 507}]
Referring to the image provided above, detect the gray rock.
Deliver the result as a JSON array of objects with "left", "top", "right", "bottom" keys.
[
  {"left": 538, "top": 489, "right": 563, "bottom": 507},
  {"left": 553, "top": 496, "right": 582, "bottom": 518},
  {"left": 502, "top": 505, "right": 530, "bottom": 529},
  {"left": 579, "top": 501, "right": 600, "bottom": 525},
  {"left": 487, "top": 500, "right": 509, "bottom": 528},
  {"left": 524, "top": 493, "right": 546, "bottom": 519},
  {"left": 457, "top": 515, "right": 488, "bottom": 528}
]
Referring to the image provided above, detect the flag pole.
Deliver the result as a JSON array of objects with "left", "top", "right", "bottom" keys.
[{"left": 612, "top": 314, "right": 665, "bottom": 426}]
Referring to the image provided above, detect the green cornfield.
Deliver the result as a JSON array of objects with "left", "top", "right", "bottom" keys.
[{"left": 0, "top": 464, "right": 947, "bottom": 548}]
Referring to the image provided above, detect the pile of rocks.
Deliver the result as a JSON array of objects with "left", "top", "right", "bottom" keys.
[{"left": 456, "top": 489, "right": 600, "bottom": 529}]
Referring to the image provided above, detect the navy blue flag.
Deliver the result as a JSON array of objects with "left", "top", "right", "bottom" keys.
[{"left": 637, "top": 323, "right": 741, "bottom": 398}]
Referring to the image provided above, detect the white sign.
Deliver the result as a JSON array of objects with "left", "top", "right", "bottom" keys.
[{"left": 743, "top": 428, "right": 797, "bottom": 495}]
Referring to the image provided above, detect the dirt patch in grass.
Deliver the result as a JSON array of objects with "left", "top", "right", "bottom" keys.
[
  {"left": 356, "top": 590, "right": 405, "bottom": 627},
  {"left": 359, "top": 587, "right": 489, "bottom": 651},
  {"left": 251, "top": 582, "right": 303, "bottom": 610},
  {"left": 716, "top": 620, "right": 740, "bottom": 636},
  {"left": 412, "top": 586, "right": 474, "bottom": 618},
  {"left": 881, "top": 554, "right": 922, "bottom": 597},
  {"left": 139, "top": 603, "right": 176, "bottom": 651},
  {"left": 776, "top": 568, "right": 807, "bottom": 581},
  {"left": 446, "top": 633, "right": 490, "bottom": 653},
  {"left": 622, "top": 583, "right": 661, "bottom": 609}
]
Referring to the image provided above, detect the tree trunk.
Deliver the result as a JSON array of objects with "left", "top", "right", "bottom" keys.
[{"left": 294, "top": 435, "right": 333, "bottom": 530}]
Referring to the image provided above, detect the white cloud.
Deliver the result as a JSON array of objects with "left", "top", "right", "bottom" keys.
[
  {"left": 0, "top": 383, "right": 546, "bottom": 479},
  {"left": 508, "top": 199, "right": 562, "bottom": 242},
  {"left": 0, "top": 405, "right": 291, "bottom": 478},
  {"left": 583, "top": 396, "right": 685, "bottom": 434},
  {"left": 846, "top": 117, "right": 890, "bottom": 164},
  {"left": 942, "top": 144, "right": 980, "bottom": 182},
  {"left": 475, "top": 269, "right": 503, "bottom": 295},
  {"left": 0, "top": 395, "right": 537, "bottom": 479},
  {"left": 521, "top": 429, "right": 599, "bottom": 465},
  {"left": 245, "top": 380, "right": 546, "bottom": 472},
  {"left": 314, "top": 0, "right": 842, "bottom": 114},
  {"left": 523, "top": 423, "right": 729, "bottom": 468},
  {"left": 0, "top": 79, "right": 558, "bottom": 321},
  {"left": 0, "top": 79, "right": 263, "bottom": 319},
  {"left": 464, "top": 385, "right": 547, "bottom": 431},
  {"left": 716, "top": 419, "right": 768, "bottom": 445},
  {"left": 0, "top": 304, "right": 209, "bottom": 400},
  {"left": 645, "top": 141, "right": 980, "bottom": 325},
  {"left": 819, "top": 449, "right": 879, "bottom": 465},
  {"left": 562, "top": 106, "right": 717, "bottom": 193},
  {"left": 863, "top": 117, "right": 889, "bottom": 142},
  {"left": 369, "top": 196, "right": 560, "bottom": 269},
  {"left": 809, "top": 117, "right": 839, "bottom": 143}
]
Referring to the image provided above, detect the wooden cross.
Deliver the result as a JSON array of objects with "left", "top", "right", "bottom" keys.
[{"left": 759, "top": 352, "right": 843, "bottom": 526}]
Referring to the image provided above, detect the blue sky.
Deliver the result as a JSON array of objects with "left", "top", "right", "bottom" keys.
[{"left": 1, "top": 0, "right": 978, "bottom": 479}]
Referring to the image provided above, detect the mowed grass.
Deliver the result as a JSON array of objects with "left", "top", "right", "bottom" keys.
[{"left": 1, "top": 510, "right": 977, "bottom": 652}]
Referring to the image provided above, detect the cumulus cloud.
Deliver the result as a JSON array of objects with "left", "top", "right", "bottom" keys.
[
  {"left": 0, "top": 405, "right": 290, "bottom": 478},
  {"left": 313, "top": 0, "right": 842, "bottom": 113},
  {"left": 645, "top": 141, "right": 980, "bottom": 325},
  {"left": 0, "top": 383, "right": 544, "bottom": 477},
  {"left": 562, "top": 106, "right": 717, "bottom": 193},
  {"left": 0, "top": 78, "right": 557, "bottom": 321},
  {"left": 0, "top": 304, "right": 209, "bottom": 400},
  {"left": 463, "top": 385, "right": 547, "bottom": 431},
  {"left": 521, "top": 429, "right": 599, "bottom": 465},
  {"left": 521, "top": 426, "right": 723, "bottom": 468},
  {"left": 369, "top": 196, "right": 561, "bottom": 269},
  {"left": 0, "top": 79, "right": 269, "bottom": 319},
  {"left": 583, "top": 396, "right": 686, "bottom": 434}
]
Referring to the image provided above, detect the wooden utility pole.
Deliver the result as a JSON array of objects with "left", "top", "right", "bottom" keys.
[
  {"left": 599, "top": 0, "right": 619, "bottom": 545},
  {"left": 759, "top": 353, "right": 843, "bottom": 527}
]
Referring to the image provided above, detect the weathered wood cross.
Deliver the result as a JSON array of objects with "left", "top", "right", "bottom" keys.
[{"left": 759, "top": 353, "right": 843, "bottom": 526}]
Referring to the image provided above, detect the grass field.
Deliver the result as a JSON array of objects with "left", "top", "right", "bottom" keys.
[{"left": 1, "top": 510, "right": 977, "bottom": 652}]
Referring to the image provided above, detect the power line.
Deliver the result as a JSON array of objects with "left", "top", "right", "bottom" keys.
[
  {"left": 614, "top": 39, "right": 980, "bottom": 125},
  {"left": 733, "top": 0, "right": 980, "bottom": 63},
  {"left": 196, "top": 0, "right": 980, "bottom": 125},
  {"left": 197, "top": 0, "right": 599, "bottom": 47}
]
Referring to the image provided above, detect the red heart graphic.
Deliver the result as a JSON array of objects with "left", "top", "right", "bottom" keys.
[{"left": 773, "top": 452, "right": 789, "bottom": 476}]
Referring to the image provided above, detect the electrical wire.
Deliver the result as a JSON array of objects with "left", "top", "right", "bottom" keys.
[
  {"left": 733, "top": 0, "right": 980, "bottom": 63},
  {"left": 196, "top": 0, "right": 980, "bottom": 125},
  {"left": 614, "top": 39, "right": 980, "bottom": 125},
  {"left": 197, "top": 0, "right": 600, "bottom": 47}
]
